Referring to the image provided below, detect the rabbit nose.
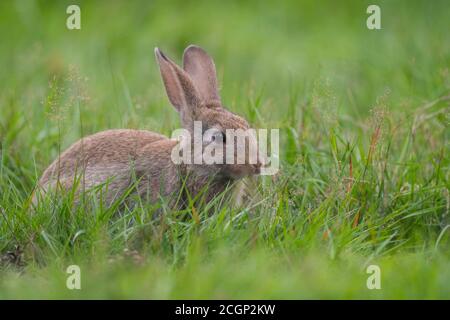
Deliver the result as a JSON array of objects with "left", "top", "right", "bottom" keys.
[{"left": 254, "top": 162, "right": 262, "bottom": 174}]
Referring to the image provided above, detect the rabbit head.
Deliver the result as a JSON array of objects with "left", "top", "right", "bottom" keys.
[{"left": 155, "top": 45, "right": 262, "bottom": 179}]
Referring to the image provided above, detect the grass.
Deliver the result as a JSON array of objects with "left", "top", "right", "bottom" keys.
[{"left": 0, "top": 0, "right": 449, "bottom": 299}]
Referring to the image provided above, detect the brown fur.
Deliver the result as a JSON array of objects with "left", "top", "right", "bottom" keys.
[{"left": 35, "top": 45, "right": 261, "bottom": 209}]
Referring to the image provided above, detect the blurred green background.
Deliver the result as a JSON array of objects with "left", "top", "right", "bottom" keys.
[{"left": 0, "top": 0, "right": 449, "bottom": 298}]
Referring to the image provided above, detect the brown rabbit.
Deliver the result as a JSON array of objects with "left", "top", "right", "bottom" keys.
[{"left": 34, "top": 45, "right": 262, "bottom": 208}]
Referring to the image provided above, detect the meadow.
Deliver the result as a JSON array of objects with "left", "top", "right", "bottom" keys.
[{"left": 0, "top": 0, "right": 449, "bottom": 299}]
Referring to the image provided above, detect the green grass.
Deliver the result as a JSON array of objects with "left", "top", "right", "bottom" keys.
[{"left": 0, "top": 0, "right": 449, "bottom": 299}]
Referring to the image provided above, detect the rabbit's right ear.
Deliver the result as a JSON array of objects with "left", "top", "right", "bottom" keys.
[{"left": 154, "top": 48, "right": 200, "bottom": 123}]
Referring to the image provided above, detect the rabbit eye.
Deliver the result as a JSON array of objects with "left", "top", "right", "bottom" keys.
[{"left": 212, "top": 131, "right": 225, "bottom": 143}]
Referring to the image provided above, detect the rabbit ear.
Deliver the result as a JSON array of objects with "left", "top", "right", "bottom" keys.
[
  {"left": 155, "top": 48, "right": 200, "bottom": 124},
  {"left": 183, "top": 45, "right": 220, "bottom": 102}
]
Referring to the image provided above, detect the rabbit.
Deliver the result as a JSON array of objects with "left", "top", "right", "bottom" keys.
[{"left": 34, "top": 45, "right": 262, "bottom": 209}]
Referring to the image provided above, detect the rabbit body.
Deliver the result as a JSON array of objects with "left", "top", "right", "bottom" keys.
[{"left": 38, "top": 129, "right": 179, "bottom": 205}]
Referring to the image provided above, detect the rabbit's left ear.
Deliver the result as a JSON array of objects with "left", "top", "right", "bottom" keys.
[{"left": 183, "top": 45, "right": 220, "bottom": 102}]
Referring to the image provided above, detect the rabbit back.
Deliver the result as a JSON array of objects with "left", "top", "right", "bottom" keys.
[{"left": 37, "top": 129, "right": 180, "bottom": 205}]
